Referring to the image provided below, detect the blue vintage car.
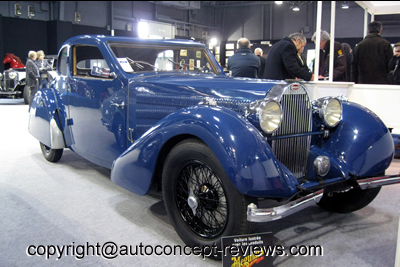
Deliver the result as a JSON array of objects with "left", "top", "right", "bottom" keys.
[{"left": 28, "top": 35, "right": 400, "bottom": 256}]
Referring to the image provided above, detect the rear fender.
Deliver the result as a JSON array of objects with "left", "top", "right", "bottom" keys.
[
  {"left": 111, "top": 105, "right": 299, "bottom": 197},
  {"left": 28, "top": 89, "right": 66, "bottom": 149}
]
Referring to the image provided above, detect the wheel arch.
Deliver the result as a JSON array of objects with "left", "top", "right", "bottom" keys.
[
  {"left": 28, "top": 89, "right": 66, "bottom": 149},
  {"left": 111, "top": 105, "right": 298, "bottom": 198},
  {"left": 152, "top": 134, "right": 202, "bottom": 192}
]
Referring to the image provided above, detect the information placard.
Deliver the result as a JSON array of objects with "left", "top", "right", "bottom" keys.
[{"left": 222, "top": 232, "right": 274, "bottom": 267}]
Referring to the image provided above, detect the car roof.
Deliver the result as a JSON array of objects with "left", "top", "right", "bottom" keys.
[{"left": 63, "top": 35, "right": 207, "bottom": 48}]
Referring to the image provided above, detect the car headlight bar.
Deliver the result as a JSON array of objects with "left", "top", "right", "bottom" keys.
[
  {"left": 247, "top": 99, "right": 283, "bottom": 134},
  {"left": 259, "top": 100, "right": 283, "bottom": 134},
  {"left": 8, "top": 71, "right": 18, "bottom": 80},
  {"left": 313, "top": 97, "right": 342, "bottom": 127}
]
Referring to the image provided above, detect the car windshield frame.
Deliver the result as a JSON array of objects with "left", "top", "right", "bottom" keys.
[{"left": 106, "top": 41, "right": 221, "bottom": 75}]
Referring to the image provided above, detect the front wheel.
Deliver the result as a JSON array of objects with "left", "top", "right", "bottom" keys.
[
  {"left": 40, "top": 142, "right": 63, "bottom": 162},
  {"left": 162, "top": 139, "right": 252, "bottom": 259},
  {"left": 317, "top": 186, "right": 381, "bottom": 213}
]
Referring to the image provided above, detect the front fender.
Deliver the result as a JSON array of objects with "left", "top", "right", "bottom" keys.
[
  {"left": 111, "top": 105, "right": 299, "bottom": 197},
  {"left": 322, "top": 101, "right": 394, "bottom": 177},
  {"left": 28, "top": 89, "right": 65, "bottom": 149}
]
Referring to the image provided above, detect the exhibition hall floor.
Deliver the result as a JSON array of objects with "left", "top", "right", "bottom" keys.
[{"left": 1, "top": 99, "right": 399, "bottom": 266}]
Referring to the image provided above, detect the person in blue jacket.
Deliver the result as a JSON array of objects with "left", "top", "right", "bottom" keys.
[{"left": 227, "top": 38, "right": 260, "bottom": 78}]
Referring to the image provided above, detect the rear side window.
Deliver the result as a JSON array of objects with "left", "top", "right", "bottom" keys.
[{"left": 58, "top": 47, "right": 68, "bottom": 76}]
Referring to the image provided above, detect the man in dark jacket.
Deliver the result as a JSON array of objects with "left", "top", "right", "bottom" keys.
[
  {"left": 264, "top": 32, "right": 314, "bottom": 81},
  {"left": 254, "top": 47, "right": 266, "bottom": 78},
  {"left": 388, "top": 42, "right": 400, "bottom": 85},
  {"left": 351, "top": 21, "right": 393, "bottom": 84},
  {"left": 311, "top": 30, "right": 347, "bottom": 81},
  {"left": 342, "top": 43, "right": 353, "bottom": 82},
  {"left": 26, "top": 50, "right": 40, "bottom": 111},
  {"left": 227, "top": 38, "right": 260, "bottom": 78}
]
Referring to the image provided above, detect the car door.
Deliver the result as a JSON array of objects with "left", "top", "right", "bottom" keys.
[{"left": 67, "top": 44, "right": 126, "bottom": 168}]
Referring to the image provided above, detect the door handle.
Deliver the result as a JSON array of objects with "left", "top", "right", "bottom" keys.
[
  {"left": 128, "top": 128, "right": 135, "bottom": 143},
  {"left": 111, "top": 101, "right": 125, "bottom": 109}
]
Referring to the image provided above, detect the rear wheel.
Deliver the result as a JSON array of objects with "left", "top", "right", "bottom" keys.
[
  {"left": 40, "top": 142, "right": 63, "bottom": 162},
  {"left": 23, "top": 85, "right": 29, "bottom": 105},
  {"left": 317, "top": 186, "right": 381, "bottom": 213},
  {"left": 162, "top": 139, "right": 252, "bottom": 259}
]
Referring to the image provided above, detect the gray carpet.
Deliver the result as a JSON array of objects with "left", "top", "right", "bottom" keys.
[{"left": 1, "top": 98, "right": 399, "bottom": 266}]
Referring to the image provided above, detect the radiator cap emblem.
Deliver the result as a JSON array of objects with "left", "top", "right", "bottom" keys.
[{"left": 291, "top": 84, "right": 300, "bottom": 91}]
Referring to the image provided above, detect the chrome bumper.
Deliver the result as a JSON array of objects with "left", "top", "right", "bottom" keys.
[
  {"left": 0, "top": 91, "right": 20, "bottom": 95},
  {"left": 247, "top": 173, "right": 400, "bottom": 222}
]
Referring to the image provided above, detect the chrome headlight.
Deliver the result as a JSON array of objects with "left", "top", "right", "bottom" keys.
[
  {"left": 258, "top": 100, "right": 282, "bottom": 134},
  {"left": 8, "top": 71, "right": 17, "bottom": 79},
  {"left": 314, "top": 97, "right": 342, "bottom": 127}
]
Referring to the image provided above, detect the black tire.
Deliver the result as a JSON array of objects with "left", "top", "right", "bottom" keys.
[
  {"left": 317, "top": 186, "right": 381, "bottom": 213},
  {"left": 40, "top": 142, "right": 63, "bottom": 163},
  {"left": 112, "top": 115, "right": 125, "bottom": 149},
  {"left": 162, "top": 138, "right": 252, "bottom": 259},
  {"left": 23, "top": 85, "right": 30, "bottom": 105}
]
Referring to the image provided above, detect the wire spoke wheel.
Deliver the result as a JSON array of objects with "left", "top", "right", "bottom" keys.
[
  {"left": 162, "top": 138, "right": 251, "bottom": 259},
  {"left": 176, "top": 160, "right": 227, "bottom": 238}
]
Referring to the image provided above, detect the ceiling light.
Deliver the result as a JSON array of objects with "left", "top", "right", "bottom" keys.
[
  {"left": 341, "top": 2, "right": 349, "bottom": 9},
  {"left": 138, "top": 21, "right": 149, "bottom": 39},
  {"left": 275, "top": 1, "right": 283, "bottom": 4},
  {"left": 292, "top": 6, "right": 300, "bottom": 11}
]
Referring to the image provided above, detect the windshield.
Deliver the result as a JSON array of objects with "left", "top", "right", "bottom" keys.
[{"left": 108, "top": 42, "right": 219, "bottom": 74}]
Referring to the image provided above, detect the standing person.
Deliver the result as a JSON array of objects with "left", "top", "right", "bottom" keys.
[
  {"left": 341, "top": 43, "right": 353, "bottom": 82},
  {"left": 254, "top": 47, "right": 266, "bottom": 78},
  {"left": 264, "top": 32, "right": 314, "bottom": 81},
  {"left": 296, "top": 45, "right": 310, "bottom": 73},
  {"left": 388, "top": 42, "right": 400, "bottom": 85},
  {"left": 351, "top": 21, "right": 393, "bottom": 84},
  {"left": 26, "top": 51, "right": 39, "bottom": 111},
  {"left": 311, "top": 30, "right": 346, "bottom": 81},
  {"left": 36, "top": 50, "right": 51, "bottom": 89},
  {"left": 227, "top": 38, "right": 260, "bottom": 78}
]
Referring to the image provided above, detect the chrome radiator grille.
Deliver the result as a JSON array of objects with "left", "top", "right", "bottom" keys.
[
  {"left": 271, "top": 85, "right": 312, "bottom": 179},
  {"left": 5, "top": 73, "right": 17, "bottom": 89}
]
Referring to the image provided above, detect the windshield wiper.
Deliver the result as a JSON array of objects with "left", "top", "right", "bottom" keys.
[
  {"left": 126, "top": 57, "right": 158, "bottom": 71},
  {"left": 168, "top": 59, "right": 204, "bottom": 72}
]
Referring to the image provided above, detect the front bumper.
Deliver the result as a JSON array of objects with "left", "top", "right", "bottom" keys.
[
  {"left": 0, "top": 91, "right": 21, "bottom": 96},
  {"left": 247, "top": 173, "right": 400, "bottom": 222}
]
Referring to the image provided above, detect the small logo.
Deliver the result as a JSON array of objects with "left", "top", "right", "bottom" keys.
[{"left": 291, "top": 84, "right": 300, "bottom": 91}]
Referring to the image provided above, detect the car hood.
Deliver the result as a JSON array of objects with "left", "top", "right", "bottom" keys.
[{"left": 129, "top": 72, "right": 287, "bottom": 102}]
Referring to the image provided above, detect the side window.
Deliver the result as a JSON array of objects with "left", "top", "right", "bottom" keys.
[
  {"left": 73, "top": 45, "right": 110, "bottom": 79},
  {"left": 58, "top": 47, "right": 68, "bottom": 76}
]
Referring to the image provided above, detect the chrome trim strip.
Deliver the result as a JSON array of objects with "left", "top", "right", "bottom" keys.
[{"left": 267, "top": 131, "right": 324, "bottom": 140}]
